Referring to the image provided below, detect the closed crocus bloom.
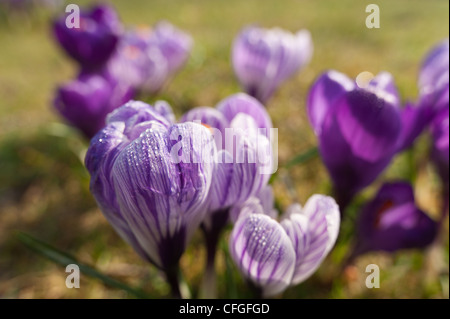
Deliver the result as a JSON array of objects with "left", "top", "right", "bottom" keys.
[
  {"left": 85, "top": 101, "right": 216, "bottom": 293},
  {"left": 53, "top": 72, "right": 134, "bottom": 138},
  {"left": 53, "top": 4, "right": 122, "bottom": 70},
  {"left": 107, "top": 30, "right": 169, "bottom": 94},
  {"left": 307, "top": 71, "right": 402, "bottom": 208},
  {"left": 233, "top": 26, "right": 313, "bottom": 104},
  {"left": 230, "top": 195, "right": 340, "bottom": 297},
  {"left": 150, "top": 21, "right": 193, "bottom": 75},
  {"left": 355, "top": 182, "right": 438, "bottom": 255}
]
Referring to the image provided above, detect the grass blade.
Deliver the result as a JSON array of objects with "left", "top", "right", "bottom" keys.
[{"left": 17, "top": 232, "right": 149, "bottom": 298}]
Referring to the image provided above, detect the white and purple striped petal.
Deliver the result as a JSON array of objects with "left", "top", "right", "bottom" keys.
[
  {"left": 216, "top": 93, "right": 273, "bottom": 132},
  {"left": 281, "top": 196, "right": 340, "bottom": 285},
  {"left": 232, "top": 26, "right": 313, "bottom": 104},
  {"left": 230, "top": 213, "right": 296, "bottom": 297},
  {"left": 85, "top": 102, "right": 216, "bottom": 270}
]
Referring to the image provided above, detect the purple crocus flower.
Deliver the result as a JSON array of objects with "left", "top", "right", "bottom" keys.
[
  {"left": 85, "top": 101, "right": 216, "bottom": 290},
  {"left": 233, "top": 26, "right": 313, "bottom": 104},
  {"left": 307, "top": 71, "right": 402, "bottom": 208},
  {"left": 230, "top": 195, "right": 340, "bottom": 297},
  {"left": 53, "top": 4, "right": 122, "bottom": 70},
  {"left": 419, "top": 39, "right": 449, "bottom": 95},
  {"left": 53, "top": 72, "right": 134, "bottom": 138},
  {"left": 105, "top": 28, "right": 168, "bottom": 95},
  {"left": 181, "top": 93, "right": 273, "bottom": 232},
  {"left": 355, "top": 182, "right": 438, "bottom": 255},
  {"left": 398, "top": 39, "right": 449, "bottom": 151},
  {"left": 148, "top": 21, "right": 193, "bottom": 75},
  {"left": 106, "top": 22, "right": 192, "bottom": 95}
]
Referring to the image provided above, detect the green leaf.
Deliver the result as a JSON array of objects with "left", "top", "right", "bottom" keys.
[
  {"left": 284, "top": 146, "right": 319, "bottom": 169},
  {"left": 270, "top": 146, "right": 319, "bottom": 184},
  {"left": 17, "top": 232, "right": 149, "bottom": 299}
]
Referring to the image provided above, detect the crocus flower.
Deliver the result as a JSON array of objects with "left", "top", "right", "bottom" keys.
[
  {"left": 53, "top": 72, "right": 134, "bottom": 138},
  {"left": 355, "top": 182, "right": 438, "bottom": 255},
  {"left": 85, "top": 101, "right": 217, "bottom": 280},
  {"left": 398, "top": 39, "right": 449, "bottom": 151},
  {"left": 180, "top": 94, "right": 273, "bottom": 297},
  {"left": 107, "top": 31, "right": 169, "bottom": 94},
  {"left": 53, "top": 4, "right": 122, "bottom": 70},
  {"left": 230, "top": 195, "right": 340, "bottom": 297},
  {"left": 148, "top": 21, "right": 193, "bottom": 75},
  {"left": 181, "top": 93, "right": 274, "bottom": 234},
  {"left": 106, "top": 22, "right": 192, "bottom": 94},
  {"left": 233, "top": 26, "right": 313, "bottom": 104},
  {"left": 431, "top": 109, "right": 449, "bottom": 206},
  {"left": 419, "top": 39, "right": 449, "bottom": 95},
  {"left": 307, "top": 71, "right": 402, "bottom": 208}
]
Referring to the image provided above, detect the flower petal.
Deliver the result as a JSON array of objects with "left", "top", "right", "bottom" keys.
[
  {"left": 334, "top": 89, "right": 402, "bottom": 162},
  {"left": 230, "top": 213, "right": 295, "bottom": 297},
  {"left": 282, "top": 196, "right": 340, "bottom": 285},
  {"left": 357, "top": 182, "right": 438, "bottom": 254},
  {"left": 307, "top": 70, "right": 355, "bottom": 135},
  {"left": 216, "top": 93, "right": 273, "bottom": 130}
]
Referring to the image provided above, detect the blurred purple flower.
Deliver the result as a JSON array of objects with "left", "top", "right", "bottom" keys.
[
  {"left": 307, "top": 71, "right": 402, "bottom": 208},
  {"left": 149, "top": 21, "right": 193, "bottom": 75},
  {"left": 398, "top": 39, "right": 449, "bottom": 151},
  {"left": 53, "top": 4, "right": 122, "bottom": 70},
  {"left": 85, "top": 100, "right": 216, "bottom": 272},
  {"left": 355, "top": 182, "right": 438, "bottom": 255},
  {"left": 233, "top": 26, "right": 313, "bottom": 104},
  {"left": 419, "top": 39, "right": 449, "bottom": 94},
  {"left": 229, "top": 195, "right": 340, "bottom": 297},
  {"left": 53, "top": 72, "right": 134, "bottom": 138},
  {"left": 107, "top": 31, "right": 169, "bottom": 94},
  {"left": 106, "top": 22, "right": 192, "bottom": 95}
]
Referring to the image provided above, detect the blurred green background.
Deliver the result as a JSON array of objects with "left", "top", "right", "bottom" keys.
[{"left": 0, "top": 0, "right": 448, "bottom": 298}]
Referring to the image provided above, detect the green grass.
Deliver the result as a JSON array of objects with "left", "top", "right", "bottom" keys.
[{"left": 0, "top": 0, "right": 448, "bottom": 298}]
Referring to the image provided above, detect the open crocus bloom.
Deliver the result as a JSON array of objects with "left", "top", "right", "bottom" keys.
[
  {"left": 233, "top": 26, "right": 313, "bottom": 104},
  {"left": 85, "top": 100, "right": 216, "bottom": 270},
  {"left": 307, "top": 70, "right": 402, "bottom": 207},
  {"left": 356, "top": 182, "right": 438, "bottom": 255},
  {"left": 230, "top": 195, "right": 340, "bottom": 297},
  {"left": 53, "top": 4, "right": 122, "bottom": 70}
]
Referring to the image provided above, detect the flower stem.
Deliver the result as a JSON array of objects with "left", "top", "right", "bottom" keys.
[
  {"left": 164, "top": 266, "right": 182, "bottom": 299},
  {"left": 248, "top": 280, "right": 263, "bottom": 299},
  {"left": 200, "top": 209, "right": 230, "bottom": 298},
  {"left": 334, "top": 187, "right": 354, "bottom": 215},
  {"left": 200, "top": 236, "right": 219, "bottom": 299}
]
